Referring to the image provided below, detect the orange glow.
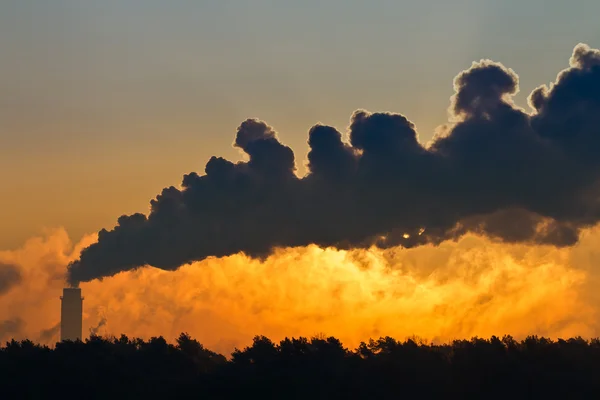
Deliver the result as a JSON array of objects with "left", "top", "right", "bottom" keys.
[{"left": 0, "top": 227, "right": 598, "bottom": 355}]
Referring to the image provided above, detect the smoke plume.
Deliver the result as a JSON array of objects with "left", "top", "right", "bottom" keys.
[
  {"left": 89, "top": 316, "right": 107, "bottom": 336},
  {"left": 2, "top": 228, "right": 600, "bottom": 353},
  {"left": 65, "top": 43, "right": 600, "bottom": 284}
]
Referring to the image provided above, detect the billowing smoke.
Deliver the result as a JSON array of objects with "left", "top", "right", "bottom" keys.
[
  {"left": 89, "top": 316, "right": 107, "bottom": 336},
  {"left": 68, "top": 44, "right": 600, "bottom": 284},
  {"left": 2, "top": 228, "right": 598, "bottom": 353}
]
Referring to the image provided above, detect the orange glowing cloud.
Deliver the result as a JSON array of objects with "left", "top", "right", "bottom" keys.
[{"left": 0, "top": 227, "right": 599, "bottom": 355}]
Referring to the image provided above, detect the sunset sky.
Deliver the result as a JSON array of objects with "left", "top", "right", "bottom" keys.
[
  {"left": 2, "top": 1, "right": 600, "bottom": 352},
  {"left": 1, "top": 0, "right": 599, "bottom": 249}
]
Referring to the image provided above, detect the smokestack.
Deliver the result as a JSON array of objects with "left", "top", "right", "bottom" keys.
[{"left": 60, "top": 287, "right": 83, "bottom": 341}]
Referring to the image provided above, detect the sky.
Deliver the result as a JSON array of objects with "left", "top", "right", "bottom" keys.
[
  {"left": 3, "top": 1, "right": 600, "bottom": 350},
  {"left": 1, "top": 0, "right": 599, "bottom": 249}
]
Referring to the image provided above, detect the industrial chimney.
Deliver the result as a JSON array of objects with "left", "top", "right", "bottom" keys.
[{"left": 60, "top": 288, "right": 83, "bottom": 341}]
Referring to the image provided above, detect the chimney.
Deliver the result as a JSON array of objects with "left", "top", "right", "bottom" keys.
[{"left": 60, "top": 288, "right": 83, "bottom": 341}]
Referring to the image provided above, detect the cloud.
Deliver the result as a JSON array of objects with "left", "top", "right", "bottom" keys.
[
  {"left": 68, "top": 43, "right": 600, "bottom": 284},
  {"left": 2, "top": 228, "right": 600, "bottom": 353},
  {"left": 0, "top": 229, "right": 96, "bottom": 345},
  {"left": 0, "top": 263, "right": 22, "bottom": 296}
]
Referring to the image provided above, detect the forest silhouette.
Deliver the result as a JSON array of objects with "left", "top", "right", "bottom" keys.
[{"left": 1, "top": 333, "right": 599, "bottom": 399}]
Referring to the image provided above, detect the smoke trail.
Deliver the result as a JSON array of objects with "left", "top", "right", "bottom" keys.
[
  {"left": 89, "top": 316, "right": 107, "bottom": 336},
  {"left": 67, "top": 44, "right": 600, "bottom": 284}
]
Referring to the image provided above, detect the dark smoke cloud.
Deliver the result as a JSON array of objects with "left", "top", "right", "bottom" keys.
[
  {"left": 69, "top": 43, "right": 600, "bottom": 284},
  {"left": 0, "top": 263, "right": 22, "bottom": 295}
]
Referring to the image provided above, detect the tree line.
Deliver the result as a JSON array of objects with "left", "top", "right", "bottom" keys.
[{"left": 1, "top": 333, "right": 599, "bottom": 399}]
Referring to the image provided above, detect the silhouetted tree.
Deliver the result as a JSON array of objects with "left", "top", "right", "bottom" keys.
[{"left": 2, "top": 333, "right": 600, "bottom": 399}]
